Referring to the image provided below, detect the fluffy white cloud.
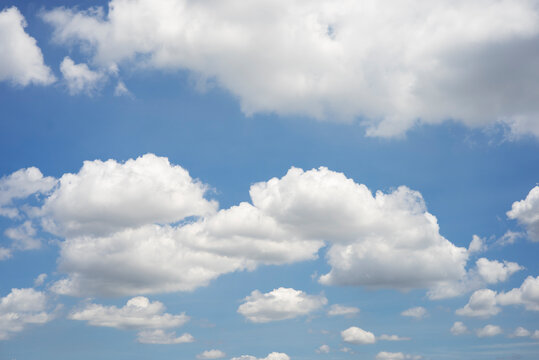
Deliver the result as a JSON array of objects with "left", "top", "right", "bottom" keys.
[
  {"left": 69, "top": 296, "right": 188, "bottom": 329},
  {"left": 327, "top": 304, "right": 359, "bottom": 316},
  {"left": 376, "top": 352, "right": 421, "bottom": 360},
  {"left": 475, "top": 258, "right": 523, "bottom": 284},
  {"left": 497, "top": 276, "right": 539, "bottom": 311},
  {"left": 401, "top": 307, "right": 427, "bottom": 319},
  {"left": 315, "top": 345, "right": 330, "bottom": 354},
  {"left": 456, "top": 289, "right": 501, "bottom": 318},
  {"left": 507, "top": 186, "right": 539, "bottom": 242},
  {"left": 5, "top": 156, "right": 469, "bottom": 297},
  {"left": 41, "top": 154, "right": 216, "bottom": 237},
  {"left": 231, "top": 353, "right": 290, "bottom": 360},
  {"left": 468, "top": 235, "right": 487, "bottom": 254},
  {"left": 251, "top": 167, "right": 468, "bottom": 294},
  {"left": 511, "top": 326, "right": 531, "bottom": 337},
  {"left": 450, "top": 321, "right": 468, "bottom": 335},
  {"left": 0, "top": 166, "right": 56, "bottom": 219},
  {"left": 476, "top": 324, "right": 502, "bottom": 337},
  {"left": 0, "top": 288, "right": 53, "bottom": 340},
  {"left": 33, "top": 274, "right": 47, "bottom": 287},
  {"left": 136, "top": 329, "right": 194, "bottom": 344},
  {"left": 378, "top": 334, "right": 411, "bottom": 341},
  {"left": 341, "top": 326, "right": 376, "bottom": 345},
  {"left": 237, "top": 288, "right": 327, "bottom": 323},
  {"left": 60, "top": 57, "right": 105, "bottom": 95},
  {"left": 43, "top": 0, "right": 539, "bottom": 138},
  {"left": 197, "top": 350, "right": 226, "bottom": 359},
  {"left": 5, "top": 221, "right": 41, "bottom": 250},
  {"left": 0, "top": 7, "right": 55, "bottom": 86}
]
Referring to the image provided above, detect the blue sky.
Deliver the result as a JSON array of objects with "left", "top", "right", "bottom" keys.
[{"left": 1, "top": 1, "right": 539, "bottom": 360}]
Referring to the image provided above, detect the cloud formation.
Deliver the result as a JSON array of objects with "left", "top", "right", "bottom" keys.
[
  {"left": 0, "top": 7, "right": 55, "bottom": 86},
  {"left": 42, "top": 0, "right": 539, "bottom": 138},
  {"left": 476, "top": 324, "right": 502, "bottom": 337},
  {"left": 230, "top": 353, "right": 290, "bottom": 360},
  {"left": 237, "top": 288, "right": 327, "bottom": 323},
  {"left": 60, "top": 57, "right": 105, "bottom": 95},
  {"left": 341, "top": 326, "right": 376, "bottom": 344},
  {"left": 401, "top": 306, "right": 427, "bottom": 319},
  {"left": 0, "top": 288, "right": 54, "bottom": 340},
  {"left": 508, "top": 186, "right": 539, "bottom": 242},
  {"left": 327, "top": 304, "right": 359, "bottom": 316}
]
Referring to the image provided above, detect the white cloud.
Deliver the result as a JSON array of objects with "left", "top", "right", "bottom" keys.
[
  {"left": 456, "top": 289, "right": 501, "bottom": 318},
  {"left": 327, "top": 304, "right": 359, "bottom": 316},
  {"left": 69, "top": 296, "right": 188, "bottom": 329},
  {"left": 497, "top": 276, "right": 539, "bottom": 311},
  {"left": 251, "top": 167, "right": 468, "bottom": 295},
  {"left": 60, "top": 57, "right": 105, "bottom": 95},
  {"left": 511, "top": 326, "right": 531, "bottom": 337},
  {"left": 41, "top": 154, "right": 216, "bottom": 238},
  {"left": 0, "top": 247, "right": 11, "bottom": 261},
  {"left": 114, "top": 80, "right": 131, "bottom": 97},
  {"left": 532, "top": 330, "right": 539, "bottom": 339},
  {"left": 5, "top": 221, "right": 41, "bottom": 250},
  {"left": 496, "top": 230, "right": 524, "bottom": 247},
  {"left": 401, "top": 307, "right": 427, "bottom": 319},
  {"left": 476, "top": 324, "right": 502, "bottom": 338},
  {"left": 197, "top": 350, "right": 226, "bottom": 359},
  {"left": 231, "top": 353, "right": 290, "bottom": 360},
  {"left": 450, "top": 321, "right": 468, "bottom": 335},
  {"left": 33, "top": 273, "right": 47, "bottom": 287},
  {"left": 5, "top": 156, "right": 469, "bottom": 297},
  {"left": 315, "top": 344, "right": 330, "bottom": 354},
  {"left": 378, "top": 334, "right": 411, "bottom": 341},
  {"left": 0, "top": 288, "right": 53, "bottom": 340},
  {"left": 507, "top": 186, "right": 539, "bottom": 242},
  {"left": 0, "top": 7, "right": 55, "bottom": 86},
  {"left": 468, "top": 235, "right": 486, "bottom": 254},
  {"left": 237, "top": 287, "right": 327, "bottom": 323},
  {"left": 341, "top": 326, "right": 376, "bottom": 345},
  {"left": 376, "top": 352, "right": 422, "bottom": 360},
  {"left": 0, "top": 166, "right": 56, "bottom": 219},
  {"left": 475, "top": 258, "right": 523, "bottom": 284},
  {"left": 136, "top": 329, "right": 194, "bottom": 344},
  {"left": 42, "top": 0, "right": 539, "bottom": 138}
]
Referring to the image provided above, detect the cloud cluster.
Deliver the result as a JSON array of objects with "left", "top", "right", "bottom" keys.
[
  {"left": 0, "top": 7, "right": 55, "bottom": 86},
  {"left": 69, "top": 296, "right": 192, "bottom": 344},
  {"left": 327, "top": 304, "right": 359, "bottom": 316},
  {"left": 231, "top": 353, "right": 290, "bottom": 360},
  {"left": 341, "top": 326, "right": 409, "bottom": 344},
  {"left": 508, "top": 186, "right": 539, "bottom": 242},
  {"left": 457, "top": 276, "right": 539, "bottom": 317},
  {"left": 450, "top": 321, "right": 468, "bottom": 335},
  {"left": 401, "top": 307, "right": 427, "bottom": 319},
  {"left": 0, "top": 288, "right": 54, "bottom": 340},
  {"left": 42, "top": 0, "right": 539, "bottom": 137},
  {"left": 197, "top": 350, "right": 226, "bottom": 359},
  {"left": 476, "top": 324, "right": 502, "bottom": 338},
  {"left": 60, "top": 57, "right": 105, "bottom": 95},
  {"left": 237, "top": 287, "right": 327, "bottom": 323},
  {"left": 376, "top": 352, "right": 421, "bottom": 360}
]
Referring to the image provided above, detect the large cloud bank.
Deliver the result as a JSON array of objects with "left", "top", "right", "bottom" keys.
[{"left": 42, "top": 0, "right": 539, "bottom": 137}]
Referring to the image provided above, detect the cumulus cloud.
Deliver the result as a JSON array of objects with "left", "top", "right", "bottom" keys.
[
  {"left": 476, "top": 324, "right": 502, "bottom": 338},
  {"left": 327, "top": 304, "right": 359, "bottom": 317},
  {"left": 497, "top": 276, "right": 539, "bottom": 311},
  {"left": 137, "top": 329, "right": 194, "bottom": 344},
  {"left": 0, "top": 288, "right": 54, "bottom": 340},
  {"left": 40, "top": 154, "right": 216, "bottom": 238},
  {"left": 69, "top": 296, "right": 188, "bottom": 329},
  {"left": 468, "top": 235, "right": 487, "bottom": 254},
  {"left": 237, "top": 287, "right": 327, "bottom": 323},
  {"left": 456, "top": 289, "right": 501, "bottom": 318},
  {"left": 450, "top": 321, "right": 468, "bottom": 335},
  {"left": 401, "top": 307, "right": 427, "bottom": 319},
  {"left": 507, "top": 186, "right": 539, "bottom": 242},
  {"left": 475, "top": 258, "right": 523, "bottom": 284},
  {"left": 42, "top": 0, "right": 539, "bottom": 138},
  {"left": 341, "top": 326, "right": 376, "bottom": 345},
  {"left": 376, "top": 352, "right": 421, "bottom": 360},
  {"left": 60, "top": 57, "right": 105, "bottom": 95},
  {"left": 230, "top": 353, "right": 290, "bottom": 360},
  {"left": 4, "top": 221, "right": 41, "bottom": 251},
  {"left": 511, "top": 326, "right": 531, "bottom": 338},
  {"left": 315, "top": 345, "right": 330, "bottom": 354},
  {"left": 4, "top": 155, "right": 470, "bottom": 297},
  {"left": 197, "top": 350, "right": 226, "bottom": 359},
  {"left": 0, "top": 166, "right": 56, "bottom": 219},
  {"left": 0, "top": 7, "right": 55, "bottom": 86}
]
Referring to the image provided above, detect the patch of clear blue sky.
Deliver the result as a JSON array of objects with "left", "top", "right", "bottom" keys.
[{"left": 1, "top": 2, "right": 539, "bottom": 360}]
